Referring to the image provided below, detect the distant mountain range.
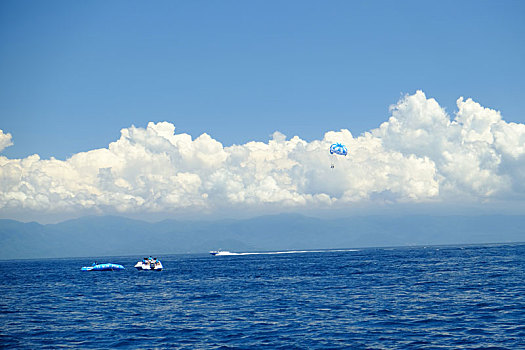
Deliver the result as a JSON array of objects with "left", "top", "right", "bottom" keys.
[{"left": 1, "top": 214, "right": 524, "bottom": 259}]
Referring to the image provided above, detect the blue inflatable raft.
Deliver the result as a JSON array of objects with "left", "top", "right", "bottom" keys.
[{"left": 81, "top": 263, "right": 125, "bottom": 271}]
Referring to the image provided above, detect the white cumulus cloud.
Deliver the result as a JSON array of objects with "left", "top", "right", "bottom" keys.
[
  {"left": 0, "top": 130, "right": 13, "bottom": 152},
  {"left": 1, "top": 91, "right": 525, "bottom": 219}
]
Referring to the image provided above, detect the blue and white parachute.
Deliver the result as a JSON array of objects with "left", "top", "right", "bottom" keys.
[
  {"left": 329, "top": 143, "right": 347, "bottom": 168},
  {"left": 329, "top": 143, "right": 348, "bottom": 156}
]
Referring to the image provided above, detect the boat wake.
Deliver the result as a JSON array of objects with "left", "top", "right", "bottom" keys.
[{"left": 210, "top": 249, "right": 359, "bottom": 256}]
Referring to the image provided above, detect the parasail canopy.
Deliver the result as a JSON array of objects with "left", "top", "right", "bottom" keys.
[{"left": 329, "top": 143, "right": 348, "bottom": 156}]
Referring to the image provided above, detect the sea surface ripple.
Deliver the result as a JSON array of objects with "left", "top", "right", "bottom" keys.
[{"left": 1, "top": 244, "right": 524, "bottom": 349}]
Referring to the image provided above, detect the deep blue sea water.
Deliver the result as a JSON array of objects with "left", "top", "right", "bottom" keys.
[{"left": 1, "top": 244, "right": 524, "bottom": 349}]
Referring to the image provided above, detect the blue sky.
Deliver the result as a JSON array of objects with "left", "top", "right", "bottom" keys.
[{"left": 1, "top": 0, "right": 524, "bottom": 160}]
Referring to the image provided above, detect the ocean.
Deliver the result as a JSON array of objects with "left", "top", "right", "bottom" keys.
[{"left": 1, "top": 244, "right": 524, "bottom": 349}]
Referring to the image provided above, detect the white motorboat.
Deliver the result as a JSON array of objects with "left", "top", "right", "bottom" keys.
[
  {"left": 209, "top": 250, "right": 232, "bottom": 256},
  {"left": 134, "top": 257, "right": 163, "bottom": 271}
]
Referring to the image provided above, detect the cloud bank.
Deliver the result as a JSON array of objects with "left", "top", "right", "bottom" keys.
[{"left": 1, "top": 91, "right": 525, "bottom": 219}]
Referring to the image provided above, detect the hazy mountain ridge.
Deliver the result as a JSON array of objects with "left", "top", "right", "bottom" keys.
[{"left": 0, "top": 214, "right": 524, "bottom": 259}]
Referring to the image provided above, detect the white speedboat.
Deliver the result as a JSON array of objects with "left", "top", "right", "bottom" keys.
[
  {"left": 209, "top": 250, "right": 232, "bottom": 256},
  {"left": 134, "top": 257, "right": 163, "bottom": 271}
]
